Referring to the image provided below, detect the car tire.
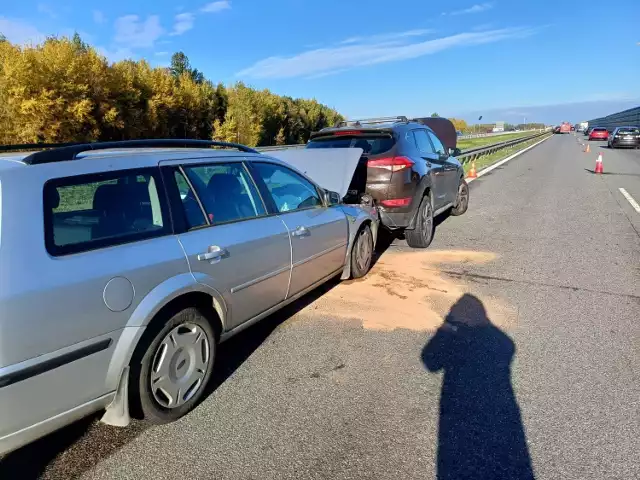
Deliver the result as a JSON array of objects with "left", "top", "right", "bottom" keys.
[
  {"left": 450, "top": 178, "right": 469, "bottom": 216},
  {"left": 406, "top": 192, "right": 434, "bottom": 249},
  {"left": 130, "top": 306, "right": 216, "bottom": 424},
  {"left": 350, "top": 224, "right": 374, "bottom": 279}
]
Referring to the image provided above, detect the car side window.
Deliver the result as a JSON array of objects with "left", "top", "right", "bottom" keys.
[
  {"left": 252, "top": 162, "right": 323, "bottom": 213},
  {"left": 413, "top": 130, "right": 435, "bottom": 155},
  {"left": 44, "top": 168, "right": 169, "bottom": 256},
  {"left": 173, "top": 169, "right": 208, "bottom": 229},
  {"left": 427, "top": 131, "right": 446, "bottom": 156},
  {"left": 182, "top": 163, "right": 266, "bottom": 225}
]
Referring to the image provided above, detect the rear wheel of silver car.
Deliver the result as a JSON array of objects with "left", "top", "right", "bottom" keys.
[
  {"left": 132, "top": 307, "right": 216, "bottom": 424},
  {"left": 350, "top": 224, "right": 374, "bottom": 278},
  {"left": 406, "top": 192, "right": 434, "bottom": 249},
  {"left": 450, "top": 178, "right": 469, "bottom": 216}
]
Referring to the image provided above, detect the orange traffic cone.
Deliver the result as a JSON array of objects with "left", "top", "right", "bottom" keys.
[
  {"left": 594, "top": 153, "right": 603, "bottom": 174},
  {"left": 585, "top": 143, "right": 590, "bottom": 153},
  {"left": 467, "top": 160, "right": 478, "bottom": 179}
]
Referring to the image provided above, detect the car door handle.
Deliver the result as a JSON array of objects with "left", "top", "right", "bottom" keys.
[
  {"left": 291, "top": 226, "right": 310, "bottom": 238},
  {"left": 197, "top": 245, "right": 227, "bottom": 262}
]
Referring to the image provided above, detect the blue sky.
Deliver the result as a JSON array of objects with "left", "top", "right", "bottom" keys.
[{"left": 1, "top": 1, "right": 639, "bottom": 124}]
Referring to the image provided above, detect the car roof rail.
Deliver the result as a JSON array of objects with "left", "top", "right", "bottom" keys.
[
  {"left": 334, "top": 116, "right": 408, "bottom": 128},
  {"left": 21, "top": 139, "right": 259, "bottom": 165}
]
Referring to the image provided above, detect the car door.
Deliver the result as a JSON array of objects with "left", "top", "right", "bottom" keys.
[
  {"left": 250, "top": 161, "right": 348, "bottom": 298},
  {"left": 165, "top": 161, "right": 291, "bottom": 330},
  {"left": 427, "top": 130, "right": 459, "bottom": 205},
  {"left": 412, "top": 129, "right": 447, "bottom": 209}
]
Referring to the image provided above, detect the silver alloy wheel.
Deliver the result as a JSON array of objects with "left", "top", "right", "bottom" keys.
[
  {"left": 150, "top": 323, "right": 210, "bottom": 409},
  {"left": 355, "top": 227, "right": 372, "bottom": 272}
]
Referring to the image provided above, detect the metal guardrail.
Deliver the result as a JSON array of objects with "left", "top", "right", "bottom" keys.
[
  {"left": 1, "top": 131, "right": 549, "bottom": 162},
  {"left": 456, "top": 131, "right": 549, "bottom": 165},
  {"left": 587, "top": 106, "right": 640, "bottom": 131}
]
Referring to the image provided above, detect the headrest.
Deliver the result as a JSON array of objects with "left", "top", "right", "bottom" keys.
[
  {"left": 47, "top": 188, "right": 60, "bottom": 209},
  {"left": 206, "top": 173, "right": 242, "bottom": 197},
  {"left": 93, "top": 184, "right": 124, "bottom": 211}
]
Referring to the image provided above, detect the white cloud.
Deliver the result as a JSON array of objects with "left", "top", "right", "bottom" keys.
[
  {"left": 114, "top": 15, "right": 164, "bottom": 48},
  {"left": 93, "top": 10, "right": 106, "bottom": 24},
  {"left": 237, "top": 27, "right": 536, "bottom": 79},
  {"left": 170, "top": 12, "right": 194, "bottom": 36},
  {"left": 449, "top": 3, "right": 495, "bottom": 16},
  {"left": 0, "top": 17, "right": 46, "bottom": 44},
  {"left": 155, "top": 51, "right": 169, "bottom": 56},
  {"left": 200, "top": 1, "right": 231, "bottom": 13},
  {"left": 37, "top": 3, "right": 58, "bottom": 20}
]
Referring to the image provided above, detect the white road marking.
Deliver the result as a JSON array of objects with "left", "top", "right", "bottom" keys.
[
  {"left": 467, "top": 135, "right": 552, "bottom": 183},
  {"left": 618, "top": 188, "right": 640, "bottom": 213}
]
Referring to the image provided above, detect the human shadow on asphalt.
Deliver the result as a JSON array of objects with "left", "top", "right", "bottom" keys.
[
  {"left": 422, "top": 294, "right": 535, "bottom": 480},
  {"left": 0, "top": 279, "right": 342, "bottom": 480}
]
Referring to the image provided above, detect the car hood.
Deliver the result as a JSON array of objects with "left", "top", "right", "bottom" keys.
[{"left": 267, "top": 148, "right": 363, "bottom": 198}]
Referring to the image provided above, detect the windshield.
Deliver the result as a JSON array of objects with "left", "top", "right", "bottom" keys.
[
  {"left": 307, "top": 136, "right": 394, "bottom": 155},
  {"left": 618, "top": 128, "right": 639, "bottom": 134}
]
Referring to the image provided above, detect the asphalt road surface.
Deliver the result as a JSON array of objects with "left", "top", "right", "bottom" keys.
[{"left": 1, "top": 134, "right": 638, "bottom": 479}]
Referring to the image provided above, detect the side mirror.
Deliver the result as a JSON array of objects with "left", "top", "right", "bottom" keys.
[
  {"left": 326, "top": 190, "right": 342, "bottom": 205},
  {"left": 449, "top": 147, "right": 462, "bottom": 157}
]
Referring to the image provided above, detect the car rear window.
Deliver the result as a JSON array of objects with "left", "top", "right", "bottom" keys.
[
  {"left": 593, "top": 128, "right": 607, "bottom": 132},
  {"left": 43, "top": 168, "right": 170, "bottom": 256},
  {"left": 307, "top": 136, "right": 394, "bottom": 155},
  {"left": 618, "top": 128, "right": 639, "bottom": 134}
]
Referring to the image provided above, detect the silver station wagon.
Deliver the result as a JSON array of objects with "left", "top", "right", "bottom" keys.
[{"left": 0, "top": 139, "right": 378, "bottom": 455}]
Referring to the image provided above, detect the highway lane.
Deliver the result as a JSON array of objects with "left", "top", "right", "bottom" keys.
[{"left": 1, "top": 134, "right": 638, "bottom": 479}]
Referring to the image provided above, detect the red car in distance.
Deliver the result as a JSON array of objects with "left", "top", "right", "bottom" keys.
[{"left": 589, "top": 127, "right": 609, "bottom": 141}]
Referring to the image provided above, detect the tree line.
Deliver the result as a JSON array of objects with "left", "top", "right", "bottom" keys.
[{"left": 0, "top": 34, "right": 343, "bottom": 147}]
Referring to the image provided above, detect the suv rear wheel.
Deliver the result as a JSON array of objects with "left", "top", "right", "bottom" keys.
[
  {"left": 406, "top": 192, "right": 434, "bottom": 249},
  {"left": 131, "top": 307, "right": 216, "bottom": 424},
  {"left": 450, "top": 178, "right": 469, "bottom": 216}
]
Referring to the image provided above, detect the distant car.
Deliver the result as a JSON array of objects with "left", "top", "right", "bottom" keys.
[
  {"left": 589, "top": 127, "right": 609, "bottom": 141},
  {"left": 584, "top": 127, "right": 593, "bottom": 136},
  {"left": 608, "top": 126, "right": 640, "bottom": 149},
  {"left": 306, "top": 116, "right": 468, "bottom": 249}
]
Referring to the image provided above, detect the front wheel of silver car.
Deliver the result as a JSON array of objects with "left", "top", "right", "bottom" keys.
[
  {"left": 131, "top": 307, "right": 216, "bottom": 424},
  {"left": 350, "top": 224, "right": 374, "bottom": 279}
]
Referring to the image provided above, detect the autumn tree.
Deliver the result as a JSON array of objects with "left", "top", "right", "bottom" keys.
[
  {"left": 170, "top": 52, "right": 204, "bottom": 84},
  {"left": 0, "top": 36, "right": 342, "bottom": 147},
  {"left": 450, "top": 118, "right": 468, "bottom": 133}
]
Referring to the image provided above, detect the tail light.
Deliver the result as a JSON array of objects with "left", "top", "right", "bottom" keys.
[
  {"left": 380, "top": 197, "right": 412, "bottom": 207},
  {"left": 367, "top": 156, "right": 414, "bottom": 172}
]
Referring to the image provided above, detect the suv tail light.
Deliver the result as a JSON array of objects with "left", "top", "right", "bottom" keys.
[
  {"left": 367, "top": 156, "right": 414, "bottom": 172},
  {"left": 380, "top": 197, "right": 412, "bottom": 208}
]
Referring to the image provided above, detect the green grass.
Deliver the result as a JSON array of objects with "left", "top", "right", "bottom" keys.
[
  {"left": 463, "top": 133, "right": 552, "bottom": 174},
  {"left": 458, "top": 131, "right": 540, "bottom": 151}
]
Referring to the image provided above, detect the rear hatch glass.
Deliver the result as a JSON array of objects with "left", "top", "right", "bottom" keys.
[
  {"left": 306, "top": 136, "right": 394, "bottom": 155},
  {"left": 618, "top": 128, "right": 639, "bottom": 135},
  {"left": 306, "top": 134, "right": 395, "bottom": 200}
]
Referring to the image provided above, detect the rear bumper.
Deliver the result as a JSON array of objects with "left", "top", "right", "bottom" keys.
[
  {"left": 378, "top": 208, "right": 413, "bottom": 229},
  {"left": 611, "top": 139, "right": 639, "bottom": 147}
]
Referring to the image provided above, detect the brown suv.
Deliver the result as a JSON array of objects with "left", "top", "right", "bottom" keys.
[{"left": 306, "top": 116, "right": 468, "bottom": 248}]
